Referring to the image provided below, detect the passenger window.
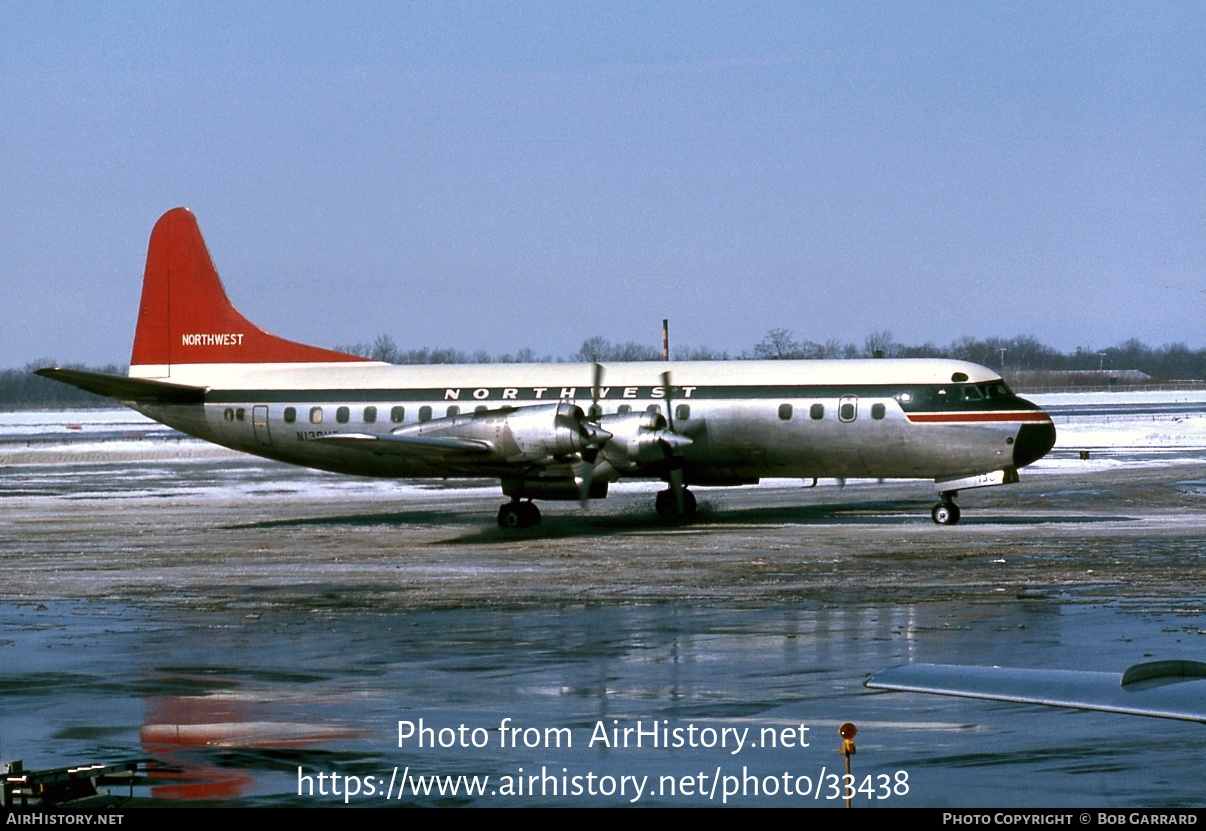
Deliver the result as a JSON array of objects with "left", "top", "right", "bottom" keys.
[
  {"left": 391, "top": 406, "right": 405, "bottom": 423},
  {"left": 588, "top": 404, "right": 603, "bottom": 420},
  {"left": 446, "top": 405, "right": 460, "bottom": 417},
  {"left": 336, "top": 406, "right": 350, "bottom": 424},
  {"left": 871, "top": 403, "right": 886, "bottom": 420},
  {"left": 617, "top": 405, "right": 632, "bottom": 415},
  {"left": 419, "top": 406, "right": 432, "bottom": 422},
  {"left": 646, "top": 404, "right": 660, "bottom": 415},
  {"left": 809, "top": 403, "right": 824, "bottom": 420},
  {"left": 838, "top": 396, "right": 857, "bottom": 423},
  {"left": 778, "top": 403, "right": 793, "bottom": 420},
  {"left": 364, "top": 406, "right": 377, "bottom": 423},
  {"left": 284, "top": 406, "right": 296, "bottom": 424},
  {"left": 676, "top": 404, "right": 690, "bottom": 421},
  {"left": 224, "top": 408, "right": 234, "bottom": 422},
  {"left": 310, "top": 407, "right": 323, "bottom": 424},
  {"left": 235, "top": 408, "right": 246, "bottom": 422},
  {"left": 474, "top": 405, "right": 488, "bottom": 415}
]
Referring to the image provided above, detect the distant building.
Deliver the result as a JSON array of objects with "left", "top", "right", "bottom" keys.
[{"left": 1008, "top": 369, "right": 1153, "bottom": 390}]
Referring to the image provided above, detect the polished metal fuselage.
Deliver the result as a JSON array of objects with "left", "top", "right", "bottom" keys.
[{"left": 133, "top": 358, "right": 1055, "bottom": 492}]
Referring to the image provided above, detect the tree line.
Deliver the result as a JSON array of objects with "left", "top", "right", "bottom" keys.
[
  {"left": 340, "top": 331, "right": 1206, "bottom": 380},
  {"left": 6, "top": 332, "right": 1203, "bottom": 406}
]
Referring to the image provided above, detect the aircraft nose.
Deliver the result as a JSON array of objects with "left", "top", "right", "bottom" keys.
[{"left": 1013, "top": 413, "right": 1056, "bottom": 468}]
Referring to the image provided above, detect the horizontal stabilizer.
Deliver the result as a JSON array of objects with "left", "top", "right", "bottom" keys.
[
  {"left": 35, "top": 368, "right": 207, "bottom": 404},
  {"left": 313, "top": 432, "right": 491, "bottom": 455},
  {"left": 867, "top": 662, "right": 1206, "bottom": 724}
]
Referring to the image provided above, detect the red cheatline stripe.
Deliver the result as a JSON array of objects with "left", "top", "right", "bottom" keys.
[{"left": 907, "top": 412, "right": 1053, "bottom": 424}]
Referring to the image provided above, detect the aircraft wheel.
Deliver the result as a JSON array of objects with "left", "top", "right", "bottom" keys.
[
  {"left": 655, "top": 489, "right": 675, "bottom": 517},
  {"left": 682, "top": 488, "right": 697, "bottom": 516},
  {"left": 498, "top": 503, "right": 522, "bottom": 528},
  {"left": 499, "top": 501, "right": 541, "bottom": 529},
  {"left": 518, "top": 501, "right": 542, "bottom": 527},
  {"left": 931, "top": 502, "right": 961, "bottom": 525},
  {"left": 655, "top": 488, "right": 697, "bottom": 518}
]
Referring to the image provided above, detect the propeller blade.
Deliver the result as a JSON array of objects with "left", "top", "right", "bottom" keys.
[
  {"left": 579, "top": 447, "right": 599, "bottom": 507},
  {"left": 580, "top": 363, "right": 610, "bottom": 507},
  {"left": 660, "top": 370, "right": 674, "bottom": 432},
  {"left": 592, "top": 362, "right": 604, "bottom": 416}
]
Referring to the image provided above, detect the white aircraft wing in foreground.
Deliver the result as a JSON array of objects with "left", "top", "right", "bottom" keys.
[{"left": 866, "top": 661, "right": 1206, "bottom": 724}]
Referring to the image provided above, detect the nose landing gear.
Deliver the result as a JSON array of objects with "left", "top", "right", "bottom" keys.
[{"left": 931, "top": 491, "right": 961, "bottom": 525}]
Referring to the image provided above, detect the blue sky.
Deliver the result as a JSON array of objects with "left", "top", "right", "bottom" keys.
[{"left": 2, "top": 2, "right": 1201, "bottom": 367}]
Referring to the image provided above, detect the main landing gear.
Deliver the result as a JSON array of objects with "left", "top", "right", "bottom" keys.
[
  {"left": 931, "top": 491, "right": 961, "bottom": 525},
  {"left": 498, "top": 499, "right": 541, "bottom": 529},
  {"left": 654, "top": 488, "right": 697, "bottom": 518}
]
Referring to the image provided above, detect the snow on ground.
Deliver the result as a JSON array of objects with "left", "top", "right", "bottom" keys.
[
  {"left": 1028, "top": 389, "right": 1206, "bottom": 407},
  {"left": 1047, "top": 412, "right": 1206, "bottom": 451}
]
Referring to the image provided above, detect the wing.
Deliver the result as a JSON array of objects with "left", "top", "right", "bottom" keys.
[
  {"left": 314, "top": 401, "right": 603, "bottom": 468},
  {"left": 314, "top": 432, "right": 491, "bottom": 456},
  {"left": 866, "top": 660, "right": 1206, "bottom": 724}
]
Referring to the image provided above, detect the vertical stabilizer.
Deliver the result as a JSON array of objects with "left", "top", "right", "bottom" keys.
[{"left": 129, "top": 207, "right": 370, "bottom": 377}]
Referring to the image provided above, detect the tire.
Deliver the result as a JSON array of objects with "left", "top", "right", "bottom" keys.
[
  {"left": 655, "top": 489, "right": 675, "bottom": 517},
  {"left": 931, "top": 502, "right": 960, "bottom": 525},
  {"left": 518, "top": 501, "right": 541, "bottom": 527},
  {"left": 498, "top": 504, "right": 522, "bottom": 528},
  {"left": 656, "top": 488, "right": 697, "bottom": 517}
]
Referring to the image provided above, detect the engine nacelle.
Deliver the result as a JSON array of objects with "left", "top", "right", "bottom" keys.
[
  {"left": 597, "top": 411, "right": 673, "bottom": 471},
  {"left": 503, "top": 402, "right": 594, "bottom": 459}
]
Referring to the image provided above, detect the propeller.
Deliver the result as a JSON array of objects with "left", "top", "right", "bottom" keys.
[
  {"left": 660, "top": 369, "right": 687, "bottom": 515},
  {"left": 575, "top": 364, "right": 694, "bottom": 513},
  {"left": 578, "top": 363, "right": 608, "bottom": 506}
]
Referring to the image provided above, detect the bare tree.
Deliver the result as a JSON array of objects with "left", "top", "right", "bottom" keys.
[
  {"left": 863, "top": 330, "right": 897, "bottom": 358},
  {"left": 371, "top": 334, "right": 401, "bottom": 363},
  {"left": 753, "top": 328, "right": 804, "bottom": 359},
  {"left": 576, "top": 337, "right": 660, "bottom": 362}
]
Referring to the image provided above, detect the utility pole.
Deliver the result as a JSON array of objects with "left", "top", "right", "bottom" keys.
[{"left": 662, "top": 319, "right": 670, "bottom": 361}]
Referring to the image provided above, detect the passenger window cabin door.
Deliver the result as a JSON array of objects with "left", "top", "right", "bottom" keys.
[{"left": 253, "top": 405, "right": 271, "bottom": 445}]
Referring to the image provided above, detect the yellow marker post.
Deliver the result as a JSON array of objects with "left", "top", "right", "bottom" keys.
[{"left": 839, "top": 722, "right": 857, "bottom": 808}]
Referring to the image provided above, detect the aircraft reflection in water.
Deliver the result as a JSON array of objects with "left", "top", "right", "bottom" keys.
[
  {"left": 40, "top": 208, "right": 1055, "bottom": 528},
  {"left": 140, "top": 694, "right": 365, "bottom": 800}
]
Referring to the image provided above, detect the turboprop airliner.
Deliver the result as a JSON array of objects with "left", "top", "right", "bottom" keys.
[{"left": 38, "top": 208, "right": 1056, "bottom": 528}]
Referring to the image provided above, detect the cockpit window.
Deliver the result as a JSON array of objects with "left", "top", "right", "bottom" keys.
[
  {"left": 981, "top": 381, "right": 1012, "bottom": 398},
  {"left": 962, "top": 385, "right": 983, "bottom": 401}
]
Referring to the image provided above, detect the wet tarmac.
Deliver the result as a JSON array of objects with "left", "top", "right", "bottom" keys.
[{"left": 1, "top": 436, "right": 1204, "bottom": 806}]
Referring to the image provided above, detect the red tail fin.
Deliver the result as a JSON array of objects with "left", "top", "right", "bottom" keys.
[{"left": 130, "top": 208, "right": 370, "bottom": 369}]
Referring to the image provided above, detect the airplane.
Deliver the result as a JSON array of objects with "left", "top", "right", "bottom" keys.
[
  {"left": 37, "top": 208, "right": 1056, "bottom": 529},
  {"left": 866, "top": 660, "right": 1206, "bottom": 724}
]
